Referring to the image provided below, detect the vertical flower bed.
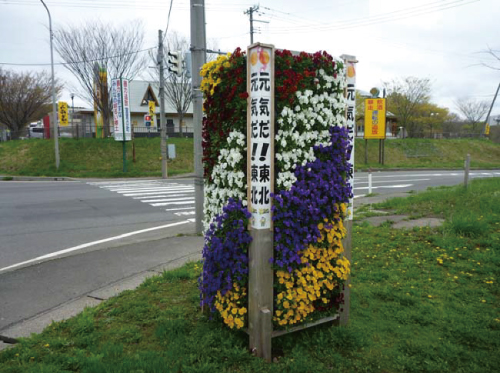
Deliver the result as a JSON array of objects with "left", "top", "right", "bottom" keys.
[{"left": 199, "top": 48, "right": 353, "bottom": 330}]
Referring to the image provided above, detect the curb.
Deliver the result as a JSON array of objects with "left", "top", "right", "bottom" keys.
[{"left": 0, "top": 251, "right": 202, "bottom": 351}]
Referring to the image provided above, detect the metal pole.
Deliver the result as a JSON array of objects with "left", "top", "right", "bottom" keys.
[
  {"left": 191, "top": 0, "right": 206, "bottom": 234},
  {"left": 244, "top": 6, "right": 258, "bottom": 44},
  {"left": 368, "top": 170, "right": 372, "bottom": 194},
  {"left": 120, "top": 78, "right": 127, "bottom": 172},
  {"left": 40, "top": 0, "right": 60, "bottom": 169},
  {"left": 464, "top": 153, "right": 470, "bottom": 188},
  {"left": 482, "top": 82, "right": 500, "bottom": 136},
  {"left": 159, "top": 30, "right": 168, "bottom": 179}
]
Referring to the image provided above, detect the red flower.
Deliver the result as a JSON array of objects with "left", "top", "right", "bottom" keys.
[{"left": 239, "top": 92, "right": 249, "bottom": 99}]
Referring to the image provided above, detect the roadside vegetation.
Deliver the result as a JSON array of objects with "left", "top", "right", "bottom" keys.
[
  {"left": 0, "top": 137, "right": 193, "bottom": 178},
  {"left": 1, "top": 178, "right": 498, "bottom": 372},
  {"left": 1, "top": 137, "right": 499, "bottom": 179}
]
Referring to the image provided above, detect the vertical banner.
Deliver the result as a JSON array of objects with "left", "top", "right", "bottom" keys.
[
  {"left": 93, "top": 63, "right": 106, "bottom": 138},
  {"left": 247, "top": 43, "right": 274, "bottom": 230},
  {"left": 58, "top": 101, "right": 69, "bottom": 127},
  {"left": 343, "top": 56, "right": 357, "bottom": 221},
  {"left": 112, "top": 78, "right": 132, "bottom": 142},
  {"left": 148, "top": 101, "right": 156, "bottom": 128},
  {"left": 364, "top": 98, "right": 386, "bottom": 139}
]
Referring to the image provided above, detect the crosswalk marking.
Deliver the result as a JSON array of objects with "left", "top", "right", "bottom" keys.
[{"left": 87, "top": 180, "right": 195, "bottom": 215}]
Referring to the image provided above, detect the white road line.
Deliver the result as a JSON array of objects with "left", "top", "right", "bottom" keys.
[
  {"left": 151, "top": 201, "right": 196, "bottom": 206},
  {"left": 354, "top": 184, "right": 413, "bottom": 190},
  {"left": 110, "top": 186, "right": 194, "bottom": 193},
  {"left": 0, "top": 220, "right": 193, "bottom": 274},
  {"left": 165, "top": 207, "right": 195, "bottom": 211},
  {"left": 132, "top": 193, "right": 192, "bottom": 200},
  {"left": 175, "top": 211, "right": 196, "bottom": 216},
  {"left": 140, "top": 197, "right": 195, "bottom": 203},
  {"left": 355, "top": 178, "right": 430, "bottom": 185},
  {"left": 124, "top": 190, "right": 194, "bottom": 197}
]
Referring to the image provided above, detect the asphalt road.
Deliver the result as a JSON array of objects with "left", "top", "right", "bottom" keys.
[
  {"left": 0, "top": 170, "right": 499, "bottom": 333},
  {"left": 2, "top": 170, "right": 499, "bottom": 272},
  {"left": 0, "top": 179, "right": 195, "bottom": 271}
]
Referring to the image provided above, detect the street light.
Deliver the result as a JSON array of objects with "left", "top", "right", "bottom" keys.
[{"left": 40, "top": 0, "right": 60, "bottom": 169}]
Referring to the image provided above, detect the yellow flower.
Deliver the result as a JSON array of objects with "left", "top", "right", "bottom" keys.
[
  {"left": 283, "top": 301, "right": 290, "bottom": 309},
  {"left": 238, "top": 307, "right": 247, "bottom": 315}
]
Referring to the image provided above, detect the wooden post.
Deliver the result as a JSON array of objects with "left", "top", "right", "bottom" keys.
[
  {"left": 464, "top": 153, "right": 470, "bottom": 188},
  {"left": 248, "top": 232, "right": 274, "bottom": 361},
  {"left": 247, "top": 43, "right": 275, "bottom": 362},
  {"left": 382, "top": 139, "right": 385, "bottom": 165},
  {"left": 340, "top": 54, "right": 357, "bottom": 326},
  {"left": 339, "top": 219, "right": 352, "bottom": 325},
  {"left": 364, "top": 139, "right": 368, "bottom": 164}
]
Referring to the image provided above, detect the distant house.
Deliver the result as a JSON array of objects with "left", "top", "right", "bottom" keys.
[{"left": 74, "top": 80, "right": 193, "bottom": 138}]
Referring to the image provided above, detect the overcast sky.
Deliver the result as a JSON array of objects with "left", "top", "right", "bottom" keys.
[{"left": 1, "top": 0, "right": 499, "bottom": 119}]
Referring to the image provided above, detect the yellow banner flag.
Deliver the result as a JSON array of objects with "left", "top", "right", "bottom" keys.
[
  {"left": 148, "top": 101, "right": 156, "bottom": 127},
  {"left": 58, "top": 101, "right": 69, "bottom": 127}
]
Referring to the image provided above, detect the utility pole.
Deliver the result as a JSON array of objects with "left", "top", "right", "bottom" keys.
[
  {"left": 244, "top": 5, "right": 259, "bottom": 44},
  {"left": 158, "top": 30, "right": 168, "bottom": 179},
  {"left": 190, "top": 0, "right": 207, "bottom": 234},
  {"left": 40, "top": 0, "right": 60, "bottom": 169}
]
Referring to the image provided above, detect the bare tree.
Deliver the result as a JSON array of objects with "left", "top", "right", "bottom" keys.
[
  {"left": 150, "top": 31, "right": 221, "bottom": 137},
  {"left": 454, "top": 98, "right": 489, "bottom": 133},
  {"left": 54, "top": 20, "right": 148, "bottom": 136},
  {"left": 0, "top": 68, "right": 62, "bottom": 139},
  {"left": 384, "top": 77, "right": 431, "bottom": 137},
  {"left": 480, "top": 46, "right": 500, "bottom": 70}
]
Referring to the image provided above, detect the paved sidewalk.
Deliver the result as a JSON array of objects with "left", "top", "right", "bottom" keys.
[{"left": 0, "top": 233, "right": 203, "bottom": 351}]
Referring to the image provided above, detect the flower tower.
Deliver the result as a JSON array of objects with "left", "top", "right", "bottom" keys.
[{"left": 199, "top": 44, "right": 357, "bottom": 360}]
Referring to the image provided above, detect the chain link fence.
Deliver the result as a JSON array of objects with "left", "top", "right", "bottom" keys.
[{"left": 0, "top": 125, "right": 194, "bottom": 141}]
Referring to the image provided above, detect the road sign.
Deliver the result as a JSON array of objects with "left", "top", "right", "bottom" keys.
[{"left": 364, "top": 98, "right": 386, "bottom": 139}]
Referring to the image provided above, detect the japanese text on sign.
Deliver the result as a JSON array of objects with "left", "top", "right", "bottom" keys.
[
  {"left": 111, "top": 78, "right": 132, "bottom": 141},
  {"left": 58, "top": 102, "right": 69, "bottom": 127},
  {"left": 344, "top": 60, "right": 357, "bottom": 221},
  {"left": 247, "top": 45, "right": 274, "bottom": 230},
  {"left": 364, "top": 98, "right": 386, "bottom": 140}
]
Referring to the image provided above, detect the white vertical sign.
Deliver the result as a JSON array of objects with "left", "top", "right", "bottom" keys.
[
  {"left": 112, "top": 78, "right": 131, "bottom": 141},
  {"left": 247, "top": 44, "right": 274, "bottom": 230},
  {"left": 343, "top": 56, "right": 357, "bottom": 220}
]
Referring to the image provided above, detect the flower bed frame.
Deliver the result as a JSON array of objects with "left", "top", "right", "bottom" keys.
[{"left": 199, "top": 43, "right": 357, "bottom": 361}]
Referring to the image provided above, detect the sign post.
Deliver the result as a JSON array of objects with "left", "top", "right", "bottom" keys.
[
  {"left": 111, "top": 78, "right": 132, "bottom": 172},
  {"left": 340, "top": 54, "right": 357, "bottom": 326},
  {"left": 364, "top": 97, "right": 386, "bottom": 164},
  {"left": 247, "top": 42, "right": 275, "bottom": 362}
]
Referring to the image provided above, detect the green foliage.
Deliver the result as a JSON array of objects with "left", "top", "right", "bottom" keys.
[
  {"left": 1, "top": 183, "right": 499, "bottom": 372},
  {"left": 356, "top": 138, "right": 500, "bottom": 169}
]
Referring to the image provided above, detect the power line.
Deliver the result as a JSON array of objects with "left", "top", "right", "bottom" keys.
[
  {"left": 262, "top": 0, "right": 479, "bottom": 34},
  {"left": 0, "top": 46, "right": 156, "bottom": 67},
  {"left": 162, "top": 0, "right": 175, "bottom": 44}
]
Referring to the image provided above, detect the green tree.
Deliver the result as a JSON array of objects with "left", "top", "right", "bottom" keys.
[{"left": 384, "top": 77, "right": 431, "bottom": 137}]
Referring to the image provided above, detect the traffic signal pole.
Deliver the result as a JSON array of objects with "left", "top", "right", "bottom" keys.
[
  {"left": 190, "top": 0, "right": 206, "bottom": 234},
  {"left": 158, "top": 30, "right": 168, "bottom": 179}
]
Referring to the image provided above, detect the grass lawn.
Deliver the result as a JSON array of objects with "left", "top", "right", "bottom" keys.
[
  {"left": 1, "top": 138, "right": 500, "bottom": 178},
  {"left": 0, "top": 178, "right": 499, "bottom": 372},
  {"left": 0, "top": 137, "right": 193, "bottom": 178}
]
